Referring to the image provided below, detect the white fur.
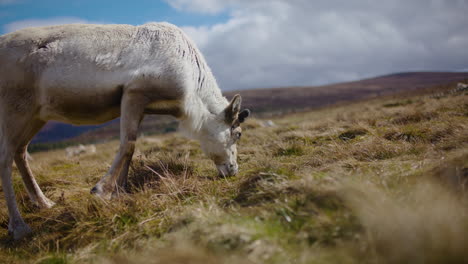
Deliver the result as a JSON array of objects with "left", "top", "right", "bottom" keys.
[{"left": 0, "top": 22, "right": 243, "bottom": 240}]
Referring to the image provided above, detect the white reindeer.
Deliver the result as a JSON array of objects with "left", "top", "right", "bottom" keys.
[{"left": 0, "top": 22, "right": 250, "bottom": 240}]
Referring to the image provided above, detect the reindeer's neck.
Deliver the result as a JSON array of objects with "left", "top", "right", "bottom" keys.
[
  {"left": 198, "top": 76, "right": 228, "bottom": 115},
  {"left": 178, "top": 34, "right": 229, "bottom": 135},
  {"left": 180, "top": 70, "right": 228, "bottom": 136}
]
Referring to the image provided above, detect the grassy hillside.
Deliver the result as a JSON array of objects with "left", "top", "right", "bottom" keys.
[{"left": 1, "top": 83, "right": 467, "bottom": 263}]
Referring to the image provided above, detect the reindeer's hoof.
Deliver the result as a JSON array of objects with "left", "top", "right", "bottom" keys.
[
  {"left": 90, "top": 185, "right": 112, "bottom": 200},
  {"left": 38, "top": 197, "right": 55, "bottom": 209},
  {"left": 8, "top": 223, "right": 32, "bottom": 240},
  {"left": 90, "top": 185, "right": 100, "bottom": 194}
]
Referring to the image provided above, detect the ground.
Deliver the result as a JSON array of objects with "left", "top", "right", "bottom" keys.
[{"left": 0, "top": 86, "right": 467, "bottom": 263}]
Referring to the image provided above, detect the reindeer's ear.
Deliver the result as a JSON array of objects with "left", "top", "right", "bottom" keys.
[
  {"left": 225, "top": 94, "right": 242, "bottom": 124},
  {"left": 238, "top": 109, "right": 250, "bottom": 123}
]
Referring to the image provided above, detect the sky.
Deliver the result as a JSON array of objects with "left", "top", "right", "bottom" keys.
[{"left": 1, "top": 0, "right": 467, "bottom": 90}]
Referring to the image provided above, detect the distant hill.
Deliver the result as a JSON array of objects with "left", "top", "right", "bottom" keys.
[
  {"left": 225, "top": 72, "right": 468, "bottom": 115},
  {"left": 32, "top": 120, "right": 117, "bottom": 143},
  {"left": 32, "top": 71, "right": 468, "bottom": 143}
]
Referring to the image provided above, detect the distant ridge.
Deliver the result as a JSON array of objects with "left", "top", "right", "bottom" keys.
[
  {"left": 33, "top": 71, "right": 468, "bottom": 143},
  {"left": 225, "top": 72, "right": 468, "bottom": 114}
]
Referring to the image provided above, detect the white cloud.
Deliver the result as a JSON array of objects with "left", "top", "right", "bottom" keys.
[
  {"left": 3, "top": 17, "right": 98, "bottom": 33},
  {"left": 166, "top": 0, "right": 468, "bottom": 90},
  {"left": 164, "top": 0, "right": 228, "bottom": 14},
  {"left": 4, "top": 2, "right": 466, "bottom": 91}
]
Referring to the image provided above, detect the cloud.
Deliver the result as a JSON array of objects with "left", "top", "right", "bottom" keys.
[
  {"left": 3, "top": 17, "right": 98, "bottom": 33},
  {"left": 164, "top": 0, "right": 229, "bottom": 14},
  {"left": 166, "top": 0, "right": 468, "bottom": 90}
]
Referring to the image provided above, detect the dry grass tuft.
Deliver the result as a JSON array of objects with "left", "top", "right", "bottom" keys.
[
  {"left": 350, "top": 138, "right": 414, "bottom": 161},
  {"left": 233, "top": 172, "right": 290, "bottom": 206},
  {"left": 342, "top": 178, "right": 468, "bottom": 264},
  {"left": 391, "top": 110, "right": 438, "bottom": 125},
  {"left": 274, "top": 143, "right": 305, "bottom": 157},
  {"left": 338, "top": 128, "right": 368, "bottom": 141},
  {"left": 127, "top": 154, "right": 194, "bottom": 192}
]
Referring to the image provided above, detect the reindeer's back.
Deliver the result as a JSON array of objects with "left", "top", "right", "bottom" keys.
[
  {"left": 0, "top": 23, "right": 200, "bottom": 124},
  {"left": 1, "top": 24, "right": 138, "bottom": 70},
  {"left": 0, "top": 24, "right": 139, "bottom": 111},
  {"left": 0, "top": 23, "right": 198, "bottom": 77}
]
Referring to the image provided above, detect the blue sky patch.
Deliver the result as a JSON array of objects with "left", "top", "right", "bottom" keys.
[{"left": 0, "top": 0, "right": 228, "bottom": 34}]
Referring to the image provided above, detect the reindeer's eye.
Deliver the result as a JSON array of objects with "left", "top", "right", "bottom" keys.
[
  {"left": 234, "top": 132, "right": 242, "bottom": 140},
  {"left": 231, "top": 127, "right": 242, "bottom": 140}
]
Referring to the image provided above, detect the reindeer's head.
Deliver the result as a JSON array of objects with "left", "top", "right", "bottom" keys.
[{"left": 198, "top": 94, "right": 250, "bottom": 177}]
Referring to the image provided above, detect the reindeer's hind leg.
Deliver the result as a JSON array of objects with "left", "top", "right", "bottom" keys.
[
  {"left": 1, "top": 110, "right": 50, "bottom": 239},
  {"left": 0, "top": 129, "right": 32, "bottom": 240},
  {"left": 14, "top": 119, "right": 55, "bottom": 209}
]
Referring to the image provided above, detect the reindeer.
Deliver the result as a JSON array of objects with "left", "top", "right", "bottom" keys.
[{"left": 0, "top": 22, "right": 250, "bottom": 240}]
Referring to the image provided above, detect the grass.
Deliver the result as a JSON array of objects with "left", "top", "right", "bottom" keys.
[{"left": 0, "top": 85, "right": 467, "bottom": 263}]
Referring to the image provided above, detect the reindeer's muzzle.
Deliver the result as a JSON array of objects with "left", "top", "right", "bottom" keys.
[{"left": 217, "top": 163, "right": 238, "bottom": 177}]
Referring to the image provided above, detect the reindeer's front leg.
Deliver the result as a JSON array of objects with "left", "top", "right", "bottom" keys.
[{"left": 91, "top": 92, "right": 147, "bottom": 199}]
